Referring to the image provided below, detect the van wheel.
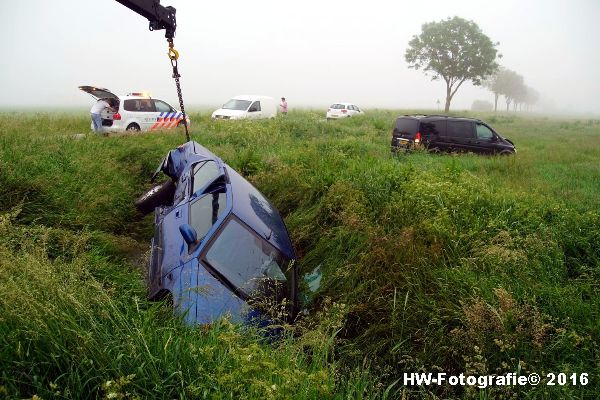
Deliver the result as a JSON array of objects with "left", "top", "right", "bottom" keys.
[
  {"left": 126, "top": 123, "right": 141, "bottom": 132},
  {"left": 135, "top": 180, "right": 176, "bottom": 215}
]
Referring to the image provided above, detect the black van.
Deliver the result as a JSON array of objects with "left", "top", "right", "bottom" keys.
[{"left": 391, "top": 115, "right": 516, "bottom": 155}]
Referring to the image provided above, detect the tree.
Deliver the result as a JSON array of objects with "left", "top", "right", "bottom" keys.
[
  {"left": 500, "top": 69, "right": 524, "bottom": 112},
  {"left": 483, "top": 67, "right": 530, "bottom": 112},
  {"left": 523, "top": 87, "right": 540, "bottom": 112},
  {"left": 482, "top": 66, "right": 506, "bottom": 112},
  {"left": 405, "top": 16, "right": 500, "bottom": 112},
  {"left": 512, "top": 81, "right": 528, "bottom": 111}
]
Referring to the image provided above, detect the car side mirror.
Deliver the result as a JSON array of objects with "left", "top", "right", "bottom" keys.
[{"left": 179, "top": 224, "right": 199, "bottom": 251}]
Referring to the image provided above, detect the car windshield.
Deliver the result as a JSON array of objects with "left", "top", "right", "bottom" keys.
[
  {"left": 204, "top": 218, "right": 293, "bottom": 301},
  {"left": 222, "top": 99, "right": 252, "bottom": 111}
]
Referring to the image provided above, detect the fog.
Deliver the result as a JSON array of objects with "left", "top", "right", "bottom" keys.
[{"left": 1, "top": 0, "right": 599, "bottom": 114}]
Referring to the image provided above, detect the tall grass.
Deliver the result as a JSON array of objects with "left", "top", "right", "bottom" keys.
[
  {"left": 0, "top": 208, "right": 375, "bottom": 399},
  {"left": 1, "top": 110, "right": 599, "bottom": 398}
]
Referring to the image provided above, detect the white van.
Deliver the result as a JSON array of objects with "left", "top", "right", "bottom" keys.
[{"left": 211, "top": 95, "right": 277, "bottom": 120}]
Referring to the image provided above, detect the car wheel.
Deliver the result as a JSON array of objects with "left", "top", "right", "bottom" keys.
[
  {"left": 135, "top": 180, "right": 176, "bottom": 215},
  {"left": 126, "top": 123, "right": 141, "bottom": 132},
  {"left": 498, "top": 150, "right": 514, "bottom": 156},
  {"left": 428, "top": 147, "right": 441, "bottom": 154}
]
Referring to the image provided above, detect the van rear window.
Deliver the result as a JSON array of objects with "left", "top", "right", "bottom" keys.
[{"left": 394, "top": 118, "right": 419, "bottom": 137}]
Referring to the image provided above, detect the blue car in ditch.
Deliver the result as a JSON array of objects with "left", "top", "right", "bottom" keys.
[{"left": 135, "top": 141, "right": 298, "bottom": 325}]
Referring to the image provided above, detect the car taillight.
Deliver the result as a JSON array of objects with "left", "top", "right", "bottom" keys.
[
  {"left": 415, "top": 132, "right": 421, "bottom": 143},
  {"left": 113, "top": 113, "right": 122, "bottom": 120},
  {"left": 341, "top": 109, "right": 347, "bottom": 113}
]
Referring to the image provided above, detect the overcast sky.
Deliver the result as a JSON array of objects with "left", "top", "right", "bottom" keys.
[{"left": 1, "top": 0, "right": 599, "bottom": 113}]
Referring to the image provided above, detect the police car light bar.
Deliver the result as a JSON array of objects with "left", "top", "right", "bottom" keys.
[{"left": 128, "top": 92, "right": 152, "bottom": 97}]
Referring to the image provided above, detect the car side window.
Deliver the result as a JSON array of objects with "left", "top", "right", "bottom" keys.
[
  {"left": 124, "top": 99, "right": 156, "bottom": 112},
  {"left": 446, "top": 121, "right": 474, "bottom": 138},
  {"left": 123, "top": 100, "right": 135, "bottom": 112},
  {"left": 476, "top": 123, "right": 494, "bottom": 139},
  {"left": 189, "top": 191, "right": 227, "bottom": 241},
  {"left": 192, "top": 161, "right": 221, "bottom": 195},
  {"left": 248, "top": 101, "right": 261, "bottom": 112},
  {"left": 154, "top": 100, "right": 174, "bottom": 113},
  {"left": 420, "top": 120, "right": 446, "bottom": 136},
  {"left": 139, "top": 99, "right": 156, "bottom": 112}
]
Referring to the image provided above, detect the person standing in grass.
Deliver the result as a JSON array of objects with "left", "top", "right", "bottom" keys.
[
  {"left": 90, "top": 98, "right": 112, "bottom": 134},
  {"left": 280, "top": 97, "right": 288, "bottom": 115}
]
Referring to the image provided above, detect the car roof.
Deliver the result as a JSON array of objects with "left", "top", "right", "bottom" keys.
[
  {"left": 226, "top": 166, "right": 295, "bottom": 259},
  {"left": 118, "top": 95, "right": 156, "bottom": 100},
  {"left": 175, "top": 142, "right": 295, "bottom": 260},
  {"left": 397, "top": 114, "right": 482, "bottom": 123},
  {"left": 232, "top": 95, "right": 273, "bottom": 101}
]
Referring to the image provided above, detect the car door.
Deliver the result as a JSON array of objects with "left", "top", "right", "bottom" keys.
[
  {"left": 473, "top": 123, "right": 496, "bottom": 154},
  {"left": 155, "top": 160, "right": 224, "bottom": 284},
  {"left": 247, "top": 101, "right": 262, "bottom": 119},
  {"left": 170, "top": 191, "right": 241, "bottom": 325},
  {"left": 149, "top": 200, "right": 188, "bottom": 299},
  {"left": 445, "top": 120, "right": 476, "bottom": 152},
  {"left": 123, "top": 98, "right": 157, "bottom": 131},
  {"left": 420, "top": 119, "right": 446, "bottom": 149},
  {"left": 137, "top": 98, "right": 157, "bottom": 131},
  {"left": 153, "top": 99, "right": 179, "bottom": 129}
]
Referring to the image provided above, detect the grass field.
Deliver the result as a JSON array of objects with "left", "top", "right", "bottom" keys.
[{"left": 1, "top": 110, "right": 599, "bottom": 399}]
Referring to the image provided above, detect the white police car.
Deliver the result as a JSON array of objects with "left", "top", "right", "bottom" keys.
[{"left": 79, "top": 86, "right": 190, "bottom": 133}]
